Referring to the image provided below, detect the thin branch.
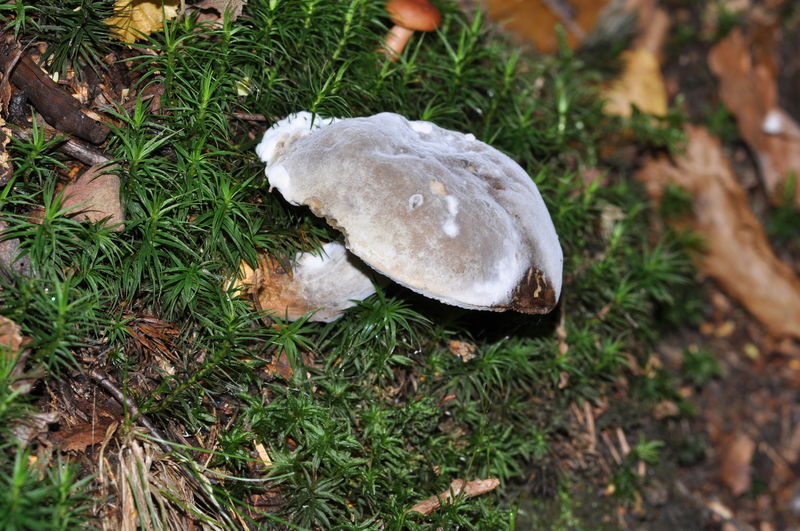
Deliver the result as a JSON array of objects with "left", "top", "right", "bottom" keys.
[{"left": 85, "top": 369, "right": 170, "bottom": 454}]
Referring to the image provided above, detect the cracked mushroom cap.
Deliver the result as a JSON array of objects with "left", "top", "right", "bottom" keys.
[{"left": 257, "top": 112, "right": 563, "bottom": 314}]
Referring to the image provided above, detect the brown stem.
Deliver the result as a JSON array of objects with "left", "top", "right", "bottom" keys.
[{"left": 383, "top": 25, "right": 414, "bottom": 60}]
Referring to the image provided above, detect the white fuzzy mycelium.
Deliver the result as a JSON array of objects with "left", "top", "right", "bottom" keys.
[{"left": 289, "top": 241, "right": 376, "bottom": 322}]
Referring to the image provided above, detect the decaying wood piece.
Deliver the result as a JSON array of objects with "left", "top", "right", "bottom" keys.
[
  {"left": 637, "top": 125, "right": 800, "bottom": 339},
  {"left": 408, "top": 478, "right": 500, "bottom": 515},
  {"left": 0, "top": 42, "right": 110, "bottom": 144}
]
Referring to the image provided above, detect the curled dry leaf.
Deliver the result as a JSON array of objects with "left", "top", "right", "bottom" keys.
[
  {"left": 636, "top": 125, "right": 800, "bottom": 339},
  {"left": 62, "top": 163, "right": 124, "bottom": 230},
  {"left": 408, "top": 478, "right": 500, "bottom": 515},
  {"left": 708, "top": 27, "right": 800, "bottom": 206}
]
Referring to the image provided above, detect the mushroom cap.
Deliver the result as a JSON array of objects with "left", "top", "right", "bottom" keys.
[
  {"left": 257, "top": 112, "right": 563, "bottom": 314},
  {"left": 239, "top": 242, "right": 377, "bottom": 322},
  {"left": 386, "top": 0, "right": 441, "bottom": 31}
]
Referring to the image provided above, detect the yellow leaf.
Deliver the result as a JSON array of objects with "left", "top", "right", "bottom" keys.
[
  {"left": 601, "top": 49, "right": 668, "bottom": 118},
  {"left": 106, "top": 0, "right": 181, "bottom": 42}
]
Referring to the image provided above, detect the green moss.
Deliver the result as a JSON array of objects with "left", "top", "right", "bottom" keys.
[{"left": 0, "top": 0, "right": 698, "bottom": 527}]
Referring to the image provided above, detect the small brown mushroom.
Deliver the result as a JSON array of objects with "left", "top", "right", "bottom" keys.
[{"left": 383, "top": 0, "right": 442, "bottom": 60}]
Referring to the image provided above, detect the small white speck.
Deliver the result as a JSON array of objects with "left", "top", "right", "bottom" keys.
[
  {"left": 442, "top": 195, "right": 459, "bottom": 237},
  {"left": 443, "top": 219, "right": 459, "bottom": 237},
  {"left": 763, "top": 109, "right": 783, "bottom": 135},
  {"left": 465, "top": 133, "right": 476, "bottom": 141},
  {"left": 445, "top": 195, "right": 458, "bottom": 216}
]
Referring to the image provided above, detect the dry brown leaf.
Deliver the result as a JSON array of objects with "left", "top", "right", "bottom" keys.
[
  {"left": 62, "top": 164, "right": 124, "bottom": 230},
  {"left": 602, "top": 49, "right": 667, "bottom": 117},
  {"left": 484, "top": 0, "right": 612, "bottom": 53},
  {"left": 600, "top": 2, "right": 669, "bottom": 118},
  {"left": 448, "top": 340, "right": 477, "bottom": 362},
  {"left": 0, "top": 314, "right": 23, "bottom": 357},
  {"left": 237, "top": 255, "right": 316, "bottom": 322},
  {"left": 636, "top": 125, "right": 800, "bottom": 339},
  {"left": 264, "top": 349, "right": 293, "bottom": 381},
  {"left": 106, "top": 0, "right": 181, "bottom": 42},
  {"left": 720, "top": 431, "right": 755, "bottom": 496},
  {"left": 708, "top": 27, "right": 800, "bottom": 205},
  {"left": 52, "top": 419, "right": 117, "bottom": 452},
  {"left": 408, "top": 478, "right": 500, "bottom": 515}
]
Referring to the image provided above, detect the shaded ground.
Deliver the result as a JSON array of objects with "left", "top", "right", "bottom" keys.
[{"left": 485, "top": 0, "right": 800, "bottom": 528}]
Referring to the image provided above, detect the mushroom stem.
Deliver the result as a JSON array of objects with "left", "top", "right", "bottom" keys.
[{"left": 383, "top": 25, "right": 415, "bottom": 59}]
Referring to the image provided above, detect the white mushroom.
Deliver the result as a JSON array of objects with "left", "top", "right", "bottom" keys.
[
  {"left": 238, "top": 241, "right": 376, "bottom": 322},
  {"left": 256, "top": 112, "right": 563, "bottom": 314}
]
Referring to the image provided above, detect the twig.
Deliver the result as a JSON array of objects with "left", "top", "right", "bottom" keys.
[
  {"left": 59, "top": 137, "right": 112, "bottom": 165},
  {"left": 86, "top": 369, "right": 171, "bottom": 454},
  {"left": 11, "top": 125, "right": 112, "bottom": 166},
  {"left": 232, "top": 111, "right": 267, "bottom": 122},
  {"left": 601, "top": 429, "right": 622, "bottom": 464},
  {"left": 408, "top": 478, "right": 500, "bottom": 515},
  {"left": 674, "top": 480, "right": 757, "bottom": 531},
  {"left": 584, "top": 401, "right": 597, "bottom": 454},
  {"left": 86, "top": 368, "right": 239, "bottom": 528}
]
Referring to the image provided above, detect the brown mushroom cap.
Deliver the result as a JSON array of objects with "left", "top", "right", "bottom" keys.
[{"left": 386, "top": 0, "right": 441, "bottom": 31}]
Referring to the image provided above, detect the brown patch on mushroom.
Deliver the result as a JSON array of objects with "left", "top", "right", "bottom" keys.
[
  {"left": 507, "top": 266, "right": 558, "bottom": 314},
  {"left": 429, "top": 179, "right": 447, "bottom": 195}
]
